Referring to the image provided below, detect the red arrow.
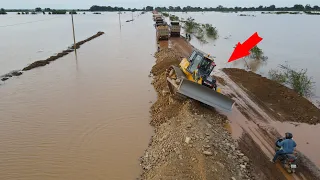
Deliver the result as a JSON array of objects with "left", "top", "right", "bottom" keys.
[{"left": 228, "top": 32, "right": 263, "bottom": 62}]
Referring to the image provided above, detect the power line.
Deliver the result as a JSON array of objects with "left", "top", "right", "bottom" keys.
[{"left": 0, "top": 16, "right": 65, "bottom": 28}]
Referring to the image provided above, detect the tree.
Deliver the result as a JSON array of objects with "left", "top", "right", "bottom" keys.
[
  {"left": 44, "top": 8, "right": 51, "bottom": 11},
  {"left": 35, "top": 7, "right": 42, "bottom": 12},
  {"left": 0, "top": 8, "right": 7, "bottom": 14},
  {"left": 293, "top": 4, "right": 304, "bottom": 11},
  {"left": 145, "top": 6, "right": 153, "bottom": 11},
  {"left": 305, "top": 4, "right": 312, "bottom": 11},
  {"left": 266, "top": 5, "right": 276, "bottom": 11}
]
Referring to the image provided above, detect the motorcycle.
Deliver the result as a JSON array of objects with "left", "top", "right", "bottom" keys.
[{"left": 275, "top": 138, "right": 298, "bottom": 173}]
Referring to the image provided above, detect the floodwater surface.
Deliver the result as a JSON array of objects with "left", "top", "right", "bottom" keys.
[
  {"left": 0, "top": 12, "right": 156, "bottom": 180},
  {"left": 174, "top": 12, "right": 320, "bottom": 103}
]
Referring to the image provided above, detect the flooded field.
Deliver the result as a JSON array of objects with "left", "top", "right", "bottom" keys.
[
  {"left": 1, "top": 11, "right": 320, "bottom": 179},
  {"left": 0, "top": 12, "right": 156, "bottom": 180},
  {"left": 174, "top": 11, "right": 320, "bottom": 103}
]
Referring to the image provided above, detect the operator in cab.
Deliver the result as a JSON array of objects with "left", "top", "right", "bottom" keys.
[{"left": 272, "top": 132, "right": 297, "bottom": 163}]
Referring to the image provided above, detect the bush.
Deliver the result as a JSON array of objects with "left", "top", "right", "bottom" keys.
[
  {"left": 51, "top": 10, "right": 67, "bottom": 14},
  {"left": 184, "top": 17, "right": 200, "bottom": 33},
  {"left": 69, "top": 11, "right": 77, "bottom": 14},
  {"left": 162, "top": 12, "right": 169, "bottom": 17},
  {"left": 268, "top": 64, "right": 314, "bottom": 97},
  {"left": 169, "top": 15, "right": 179, "bottom": 21},
  {"left": 268, "top": 69, "right": 287, "bottom": 83},
  {"left": 203, "top": 23, "right": 218, "bottom": 39}
]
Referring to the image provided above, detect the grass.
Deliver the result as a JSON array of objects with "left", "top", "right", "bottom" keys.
[{"left": 269, "top": 64, "right": 314, "bottom": 97}]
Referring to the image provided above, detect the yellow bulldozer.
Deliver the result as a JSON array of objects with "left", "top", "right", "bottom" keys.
[{"left": 166, "top": 49, "right": 235, "bottom": 112}]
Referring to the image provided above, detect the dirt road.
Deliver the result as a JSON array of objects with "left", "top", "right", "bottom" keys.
[{"left": 141, "top": 35, "right": 320, "bottom": 180}]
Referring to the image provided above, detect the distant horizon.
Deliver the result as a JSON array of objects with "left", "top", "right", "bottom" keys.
[
  {"left": 2, "top": 4, "right": 320, "bottom": 10},
  {"left": 1, "top": 0, "right": 320, "bottom": 10}
]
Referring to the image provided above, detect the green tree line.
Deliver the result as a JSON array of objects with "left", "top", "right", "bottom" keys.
[
  {"left": 2, "top": 4, "right": 320, "bottom": 13},
  {"left": 152, "top": 4, "right": 320, "bottom": 12}
]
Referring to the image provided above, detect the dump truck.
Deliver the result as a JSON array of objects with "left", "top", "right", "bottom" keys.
[
  {"left": 153, "top": 14, "right": 162, "bottom": 21},
  {"left": 155, "top": 17, "right": 165, "bottom": 27},
  {"left": 170, "top": 21, "right": 181, "bottom": 37},
  {"left": 156, "top": 25, "right": 169, "bottom": 40},
  {"left": 166, "top": 49, "right": 235, "bottom": 112}
]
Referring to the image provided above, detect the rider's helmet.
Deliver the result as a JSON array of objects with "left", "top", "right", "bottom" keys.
[{"left": 285, "top": 132, "right": 293, "bottom": 139}]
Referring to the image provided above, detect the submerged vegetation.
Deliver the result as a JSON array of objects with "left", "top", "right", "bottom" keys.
[
  {"left": 169, "top": 15, "right": 179, "bottom": 21},
  {"left": 51, "top": 10, "right": 67, "bottom": 14},
  {"left": 262, "top": 11, "right": 301, "bottom": 14},
  {"left": 239, "top": 14, "right": 256, "bottom": 16},
  {"left": 183, "top": 17, "right": 218, "bottom": 43},
  {"left": 69, "top": 11, "right": 77, "bottom": 14},
  {"left": 269, "top": 64, "right": 314, "bottom": 97},
  {"left": 202, "top": 24, "right": 218, "bottom": 39},
  {"left": 162, "top": 12, "right": 169, "bottom": 17},
  {"left": 304, "top": 11, "right": 320, "bottom": 15},
  {"left": 249, "top": 46, "right": 268, "bottom": 61}
]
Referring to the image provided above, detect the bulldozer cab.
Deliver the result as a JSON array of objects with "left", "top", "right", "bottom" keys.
[{"left": 187, "top": 50, "right": 215, "bottom": 76}]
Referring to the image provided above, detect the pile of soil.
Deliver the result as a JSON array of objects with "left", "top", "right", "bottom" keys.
[
  {"left": 142, "top": 48, "right": 255, "bottom": 180},
  {"left": 223, "top": 68, "right": 320, "bottom": 125}
]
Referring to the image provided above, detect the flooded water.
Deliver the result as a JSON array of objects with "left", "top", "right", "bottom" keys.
[
  {"left": 0, "top": 12, "right": 156, "bottom": 180},
  {"left": 216, "top": 70, "right": 320, "bottom": 174},
  {"left": 173, "top": 11, "right": 320, "bottom": 103}
]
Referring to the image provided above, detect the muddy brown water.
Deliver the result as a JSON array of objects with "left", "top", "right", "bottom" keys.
[
  {"left": 173, "top": 11, "right": 320, "bottom": 104},
  {"left": 0, "top": 13, "right": 156, "bottom": 180}
]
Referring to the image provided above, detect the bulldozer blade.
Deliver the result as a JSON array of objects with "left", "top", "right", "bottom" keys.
[{"left": 177, "top": 79, "right": 235, "bottom": 112}]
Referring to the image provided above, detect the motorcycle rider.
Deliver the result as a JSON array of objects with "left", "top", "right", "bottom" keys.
[{"left": 272, "top": 132, "right": 297, "bottom": 163}]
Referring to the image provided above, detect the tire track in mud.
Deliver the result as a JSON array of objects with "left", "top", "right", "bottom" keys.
[
  {"left": 214, "top": 70, "right": 320, "bottom": 180},
  {"left": 160, "top": 36, "right": 320, "bottom": 179}
]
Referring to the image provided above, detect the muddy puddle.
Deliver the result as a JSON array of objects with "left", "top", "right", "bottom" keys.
[
  {"left": 213, "top": 70, "right": 320, "bottom": 179},
  {"left": 0, "top": 13, "right": 156, "bottom": 180}
]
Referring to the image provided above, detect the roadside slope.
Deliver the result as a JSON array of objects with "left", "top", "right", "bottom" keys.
[
  {"left": 223, "top": 68, "right": 320, "bottom": 125},
  {"left": 140, "top": 48, "right": 285, "bottom": 180}
]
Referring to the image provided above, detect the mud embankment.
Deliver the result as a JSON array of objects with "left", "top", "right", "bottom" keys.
[
  {"left": 141, "top": 48, "right": 257, "bottom": 180},
  {"left": 143, "top": 33, "right": 320, "bottom": 179},
  {"left": 1, "top": 31, "right": 105, "bottom": 82},
  {"left": 223, "top": 68, "right": 320, "bottom": 125}
]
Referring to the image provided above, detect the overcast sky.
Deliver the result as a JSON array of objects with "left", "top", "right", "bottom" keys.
[{"left": 2, "top": 0, "right": 319, "bottom": 9}]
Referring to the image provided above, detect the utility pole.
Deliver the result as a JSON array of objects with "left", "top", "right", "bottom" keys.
[
  {"left": 132, "top": 11, "right": 133, "bottom": 21},
  {"left": 71, "top": 13, "right": 77, "bottom": 55},
  {"left": 118, "top": 11, "right": 121, "bottom": 28}
]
